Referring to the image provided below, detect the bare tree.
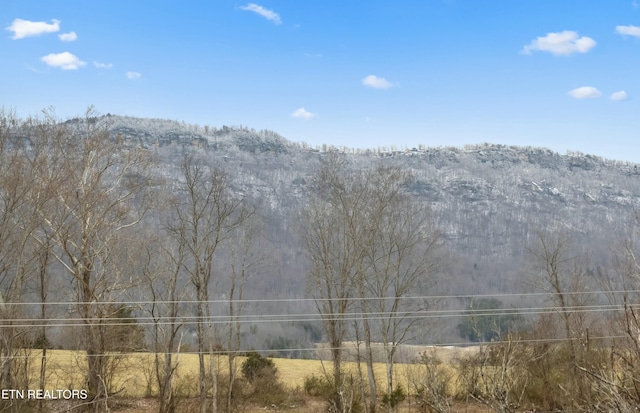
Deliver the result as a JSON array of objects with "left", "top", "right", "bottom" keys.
[
  {"left": 456, "top": 333, "right": 528, "bottom": 413},
  {"left": 305, "top": 155, "right": 442, "bottom": 413},
  {"left": 364, "top": 166, "right": 442, "bottom": 413},
  {"left": 304, "top": 153, "right": 368, "bottom": 412},
  {"left": 0, "top": 111, "right": 61, "bottom": 405},
  {"left": 528, "top": 230, "right": 597, "bottom": 409},
  {"left": 35, "top": 108, "right": 154, "bottom": 411},
  {"left": 585, "top": 215, "right": 640, "bottom": 411},
  {"left": 0, "top": 110, "right": 26, "bottom": 393},
  {"left": 224, "top": 214, "right": 263, "bottom": 413},
  {"left": 32, "top": 233, "right": 54, "bottom": 413},
  {"left": 145, "top": 238, "right": 188, "bottom": 413},
  {"left": 408, "top": 350, "right": 452, "bottom": 413},
  {"left": 171, "top": 153, "right": 250, "bottom": 413},
  {"left": 0, "top": 110, "right": 36, "bottom": 400}
]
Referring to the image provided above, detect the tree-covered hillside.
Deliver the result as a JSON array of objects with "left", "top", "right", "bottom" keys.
[{"left": 3, "top": 110, "right": 640, "bottom": 412}]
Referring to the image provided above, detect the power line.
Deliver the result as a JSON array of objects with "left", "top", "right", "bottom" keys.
[
  {"left": 0, "top": 303, "right": 635, "bottom": 329},
  {"left": 2, "top": 302, "right": 636, "bottom": 321},
  {"left": 2, "top": 288, "right": 638, "bottom": 306}
]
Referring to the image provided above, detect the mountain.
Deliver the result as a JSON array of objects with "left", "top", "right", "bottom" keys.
[
  {"left": 104, "top": 114, "right": 640, "bottom": 291},
  {"left": 40, "top": 114, "right": 639, "bottom": 347}
]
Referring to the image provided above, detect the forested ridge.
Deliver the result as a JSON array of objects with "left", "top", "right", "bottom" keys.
[{"left": 3, "top": 109, "right": 640, "bottom": 412}]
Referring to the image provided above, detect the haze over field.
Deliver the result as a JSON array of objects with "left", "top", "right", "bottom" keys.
[{"left": 2, "top": 1, "right": 640, "bottom": 161}]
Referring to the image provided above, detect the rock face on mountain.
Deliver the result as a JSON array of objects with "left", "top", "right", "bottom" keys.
[
  {"left": 106, "top": 115, "right": 639, "bottom": 295},
  {"left": 6, "top": 113, "right": 639, "bottom": 349}
]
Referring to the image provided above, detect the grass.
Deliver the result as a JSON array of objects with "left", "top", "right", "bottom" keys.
[
  {"left": 23, "top": 350, "right": 368, "bottom": 397},
  {"left": 22, "top": 351, "right": 394, "bottom": 397},
  {"left": 8, "top": 347, "right": 498, "bottom": 413},
  {"left": 21, "top": 345, "right": 479, "bottom": 399}
]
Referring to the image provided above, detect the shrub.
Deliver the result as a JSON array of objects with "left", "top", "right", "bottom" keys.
[
  {"left": 409, "top": 351, "right": 452, "bottom": 413},
  {"left": 304, "top": 374, "right": 334, "bottom": 398},
  {"left": 241, "top": 352, "right": 277, "bottom": 383},
  {"left": 381, "top": 385, "right": 406, "bottom": 409},
  {"left": 240, "top": 352, "right": 287, "bottom": 407},
  {"left": 33, "top": 333, "right": 52, "bottom": 349},
  {"left": 303, "top": 374, "right": 363, "bottom": 413}
]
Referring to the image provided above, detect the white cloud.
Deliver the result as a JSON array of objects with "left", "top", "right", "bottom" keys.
[
  {"left": 6, "top": 18, "right": 60, "bottom": 39},
  {"left": 362, "top": 75, "right": 394, "bottom": 89},
  {"left": 58, "top": 31, "right": 77, "bottom": 42},
  {"left": 568, "top": 86, "right": 601, "bottom": 99},
  {"left": 126, "top": 71, "right": 141, "bottom": 80},
  {"left": 93, "top": 61, "right": 113, "bottom": 69},
  {"left": 41, "top": 52, "right": 86, "bottom": 70},
  {"left": 291, "top": 108, "right": 315, "bottom": 119},
  {"left": 611, "top": 90, "right": 629, "bottom": 101},
  {"left": 240, "top": 4, "right": 282, "bottom": 24},
  {"left": 521, "top": 31, "right": 596, "bottom": 56},
  {"left": 633, "top": 1, "right": 639, "bottom": 9},
  {"left": 616, "top": 25, "right": 640, "bottom": 38}
]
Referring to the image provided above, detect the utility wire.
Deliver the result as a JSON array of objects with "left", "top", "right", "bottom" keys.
[
  {"left": 2, "top": 288, "right": 637, "bottom": 306},
  {"left": 0, "top": 303, "right": 636, "bottom": 328}
]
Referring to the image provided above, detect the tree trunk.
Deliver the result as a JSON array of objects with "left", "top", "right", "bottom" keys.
[
  {"left": 197, "top": 298, "right": 207, "bottom": 413},
  {"left": 362, "top": 318, "right": 377, "bottom": 413}
]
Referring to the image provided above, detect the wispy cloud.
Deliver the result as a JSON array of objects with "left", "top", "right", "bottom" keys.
[
  {"left": 240, "top": 3, "right": 282, "bottom": 25},
  {"left": 633, "top": 1, "right": 639, "bottom": 9},
  {"left": 93, "top": 61, "right": 113, "bottom": 69},
  {"left": 126, "top": 71, "right": 141, "bottom": 80},
  {"left": 521, "top": 31, "right": 596, "bottom": 56},
  {"left": 616, "top": 25, "right": 640, "bottom": 38},
  {"left": 291, "top": 108, "right": 315, "bottom": 119},
  {"left": 58, "top": 31, "right": 77, "bottom": 42},
  {"left": 611, "top": 90, "right": 629, "bottom": 101},
  {"left": 362, "top": 75, "right": 394, "bottom": 89},
  {"left": 41, "top": 52, "right": 86, "bottom": 70},
  {"left": 6, "top": 18, "right": 60, "bottom": 39},
  {"left": 568, "top": 86, "right": 601, "bottom": 99}
]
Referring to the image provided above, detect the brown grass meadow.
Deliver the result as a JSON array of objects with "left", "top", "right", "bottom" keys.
[
  {"left": 16, "top": 346, "right": 488, "bottom": 412},
  {"left": 23, "top": 346, "right": 478, "bottom": 395}
]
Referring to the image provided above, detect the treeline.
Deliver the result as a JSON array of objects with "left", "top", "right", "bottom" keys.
[
  {"left": 294, "top": 149, "right": 640, "bottom": 413},
  {"left": 404, "top": 228, "right": 640, "bottom": 413},
  {"left": 2, "top": 108, "right": 640, "bottom": 413},
  {"left": 0, "top": 108, "right": 264, "bottom": 413}
]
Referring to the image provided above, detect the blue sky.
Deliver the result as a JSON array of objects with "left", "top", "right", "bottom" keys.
[{"left": 2, "top": 1, "right": 640, "bottom": 161}]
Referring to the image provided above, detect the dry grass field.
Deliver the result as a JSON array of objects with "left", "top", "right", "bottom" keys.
[
  {"left": 25, "top": 350, "right": 397, "bottom": 396},
  {"left": 17, "top": 346, "right": 485, "bottom": 412},
  {"left": 24, "top": 345, "right": 478, "bottom": 397}
]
